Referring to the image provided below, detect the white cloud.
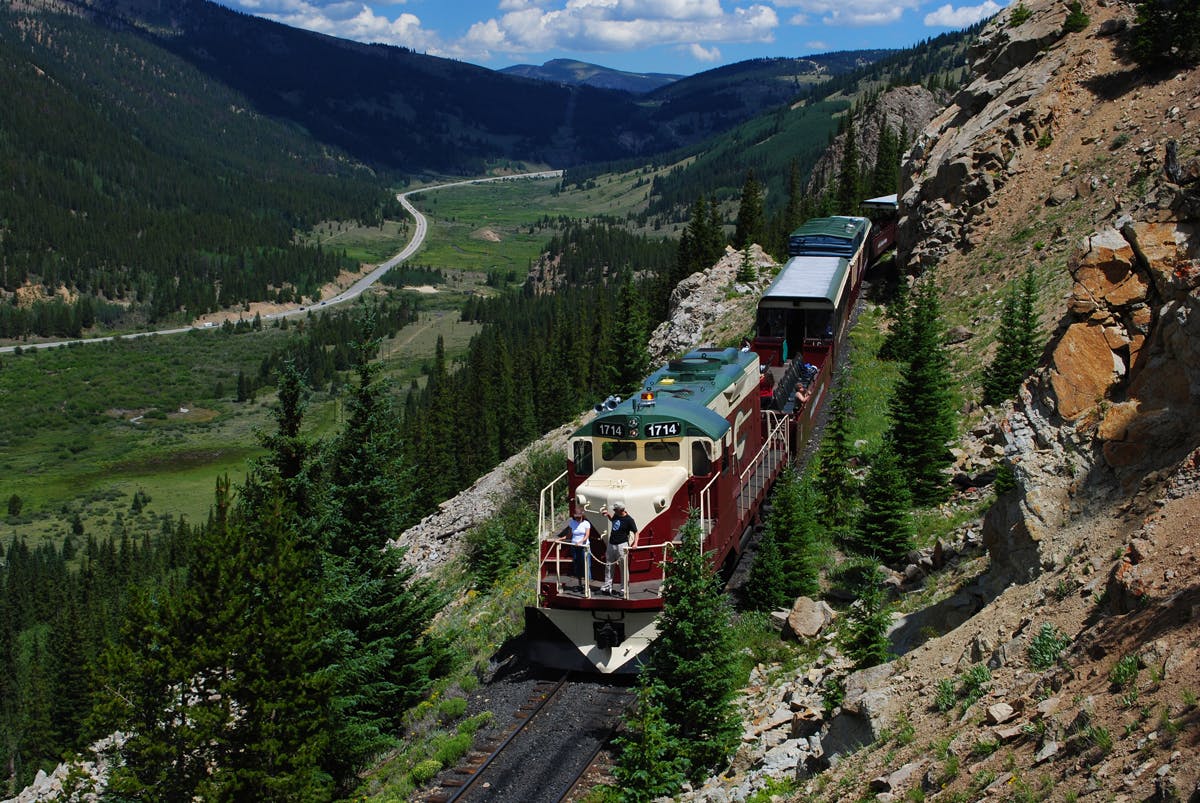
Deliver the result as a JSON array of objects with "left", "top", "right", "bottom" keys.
[
  {"left": 804, "top": 39, "right": 828, "bottom": 50},
  {"left": 688, "top": 42, "right": 722, "bottom": 60},
  {"left": 239, "top": 1, "right": 443, "bottom": 51},
  {"left": 923, "top": 0, "right": 1001, "bottom": 27},
  {"left": 768, "top": 0, "right": 922, "bottom": 26},
  {"left": 786, "top": 12, "right": 810, "bottom": 24},
  {"left": 449, "top": 0, "right": 778, "bottom": 61}
]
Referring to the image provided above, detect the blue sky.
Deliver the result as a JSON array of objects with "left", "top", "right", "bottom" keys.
[{"left": 214, "top": 0, "right": 1008, "bottom": 75}]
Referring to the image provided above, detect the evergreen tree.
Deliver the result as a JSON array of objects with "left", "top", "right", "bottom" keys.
[
  {"left": 1131, "top": 0, "right": 1200, "bottom": 65},
  {"left": 841, "top": 564, "right": 892, "bottom": 669},
  {"left": 743, "top": 528, "right": 789, "bottom": 611},
  {"left": 814, "top": 382, "right": 858, "bottom": 535},
  {"left": 733, "top": 170, "right": 765, "bottom": 250},
  {"left": 735, "top": 248, "right": 757, "bottom": 284},
  {"left": 878, "top": 278, "right": 912, "bottom": 361},
  {"left": 613, "top": 680, "right": 691, "bottom": 802},
  {"left": 871, "top": 123, "right": 900, "bottom": 197},
  {"left": 887, "top": 280, "right": 955, "bottom": 506},
  {"left": 645, "top": 515, "right": 740, "bottom": 779},
  {"left": 982, "top": 267, "right": 1040, "bottom": 406},
  {"left": 319, "top": 332, "right": 445, "bottom": 767},
  {"left": 836, "top": 115, "right": 862, "bottom": 215},
  {"left": 765, "top": 467, "right": 822, "bottom": 600},
  {"left": 611, "top": 271, "right": 651, "bottom": 393},
  {"left": 849, "top": 437, "right": 915, "bottom": 563}
]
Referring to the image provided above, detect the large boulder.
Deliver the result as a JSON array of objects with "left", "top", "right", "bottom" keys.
[{"left": 784, "top": 597, "right": 835, "bottom": 640}]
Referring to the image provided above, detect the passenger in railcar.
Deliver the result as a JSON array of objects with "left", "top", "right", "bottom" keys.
[
  {"left": 600, "top": 501, "right": 638, "bottom": 595},
  {"left": 565, "top": 509, "right": 592, "bottom": 593},
  {"left": 794, "top": 381, "right": 811, "bottom": 410}
]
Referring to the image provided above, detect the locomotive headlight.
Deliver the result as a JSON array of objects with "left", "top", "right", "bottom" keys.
[{"left": 654, "top": 495, "right": 667, "bottom": 511}]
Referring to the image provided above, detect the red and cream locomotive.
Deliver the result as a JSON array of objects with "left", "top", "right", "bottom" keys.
[{"left": 526, "top": 213, "right": 879, "bottom": 673}]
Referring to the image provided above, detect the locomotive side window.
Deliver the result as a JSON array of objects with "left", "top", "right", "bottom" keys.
[
  {"left": 644, "top": 442, "right": 680, "bottom": 462},
  {"left": 691, "top": 441, "right": 712, "bottom": 475},
  {"left": 573, "top": 440, "right": 594, "bottom": 476},
  {"left": 601, "top": 441, "right": 638, "bottom": 462}
]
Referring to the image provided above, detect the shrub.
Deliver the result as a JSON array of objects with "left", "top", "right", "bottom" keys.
[
  {"left": 432, "top": 732, "right": 473, "bottom": 766},
  {"left": 1063, "top": 1, "right": 1089, "bottom": 32},
  {"left": 1008, "top": 2, "right": 1032, "bottom": 25},
  {"left": 410, "top": 759, "right": 442, "bottom": 785},
  {"left": 1027, "top": 623, "right": 1071, "bottom": 670},
  {"left": 438, "top": 696, "right": 468, "bottom": 722},
  {"left": 959, "top": 664, "right": 992, "bottom": 709},
  {"left": 1108, "top": 654, "right": 1140, "bottom": 690},
  {"left": 934, "top": 678, "right": 956, "bottom": 713}
]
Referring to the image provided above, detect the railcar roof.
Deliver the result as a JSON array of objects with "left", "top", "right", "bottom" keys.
[
  {"left": 759, "top": 255, "right": 850, "bottom": 308},
  {"left": 861, "top": 194, "right": 898, "bottom": 210},
  {"left": 787, "top": 215, "right": 870, "bottom": 241},
  {"left": 575, "top": 347, "right": 752, "bottom": 440}
]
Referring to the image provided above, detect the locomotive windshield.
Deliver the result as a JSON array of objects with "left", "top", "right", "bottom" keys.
[
  {"left": 602, "top": 441, "right": 638, "bottom": 462},
  {"left": 644, "top": 442, "right": 680, "bottom": 462}
]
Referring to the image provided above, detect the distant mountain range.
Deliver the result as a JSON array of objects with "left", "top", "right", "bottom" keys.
[
  {"left": 499, "top": 59, "right": 684, "bottom": 93},
  {"left": 10, "top": 0, "right": 891, "bottom": 174}
]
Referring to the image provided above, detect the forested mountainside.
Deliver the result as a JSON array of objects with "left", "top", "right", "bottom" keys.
[
  {"left": 562, "top": 28, "right": 978, "bottom": 226},
  {"left": 0, "top": 7, "right": 397, "bottom": 335},
  {"left": 18, "top": 0, "right": 887, "bottom": 175}
]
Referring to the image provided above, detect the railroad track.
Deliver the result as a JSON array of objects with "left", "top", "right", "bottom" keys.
[{"left": 427, "top": 673, "right": 634, "bottom": 803}]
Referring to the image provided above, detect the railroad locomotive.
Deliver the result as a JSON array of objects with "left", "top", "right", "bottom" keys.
[{"left": 526, "top": 211, "right": 884, "bottom": 674}]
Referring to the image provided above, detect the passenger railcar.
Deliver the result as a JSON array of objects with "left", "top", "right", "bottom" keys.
[{"left": 526, "top": 215, "right": 876, "bottom": 674}]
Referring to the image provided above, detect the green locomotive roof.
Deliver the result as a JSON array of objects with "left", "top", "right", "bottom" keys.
[
  {"left": 575, "top": 347, "right": 753, "bottom": 441},
  {"left": 788, "top": 215, "right": 870, "bottom": 241}
]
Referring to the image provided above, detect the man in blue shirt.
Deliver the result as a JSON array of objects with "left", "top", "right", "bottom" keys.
[{"left": 601, "top": 500, "right": 638, "bottom": 595}]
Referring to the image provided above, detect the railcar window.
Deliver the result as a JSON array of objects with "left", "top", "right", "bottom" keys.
[
  {"left": 644, "top": 442, "right": 680, "bottom": 462},
  {"left": 573, "top": 440, "right": 594, "bottom": 476},
  {"left": 692, "top": 441, "right": 712, "bottom": 475},
  {"left": 601, "top": 441, "right": 638, "bottom": 462}
]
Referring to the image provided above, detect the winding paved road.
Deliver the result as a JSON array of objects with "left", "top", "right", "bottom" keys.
[{"left": 0, "top": 170, "right": 562, "bottom": 355}]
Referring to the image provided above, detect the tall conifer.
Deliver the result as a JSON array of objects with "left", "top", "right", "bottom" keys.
[
  {"left": 646, "top": 515, "right": 740, "bottom": 778},
  {"left": 887, "top": 280, "right": 955, "bottom": 506}
]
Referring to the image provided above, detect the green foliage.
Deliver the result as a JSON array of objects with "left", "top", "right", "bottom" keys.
[
  {"left": 840, "top": 564, "right": 892, "bottom": 669},
  {"left": 643, "top": 515, "right": 741, "bottom": 779},
  {"left": 6, "top": 494, "right": 21, "bottom": 517},
  {"left": 1062, "top": 2, "right": 1090, "bottom": 33},
  {"left": 849, "top": 437, "right": 915, "bottom": 563},
  {"left": 1009, "top": 2, "right": 1032, "bottom": 25},
  {"left": 733, "top": 170, "right": 766, "bottom": 250},
  {"left": 934, "top": 678, "right": 957, "bottom": 712},
  {"left": 743, "top": 528, "right": 790, "bottom": 612},
  {"left": 836, "top": 115, "right": 863, "bottom": 215},
  {"left": 993, "top": 461, "right": 1017, "bottom": 496},
  {"left": 736, "top": 249, "right": 758, "bottom": 284},
  {"left": 409, "top": 759, "right": 442, "bottom": 785},
  {"left": 1108, "top": 654, "right": 1140, "bottom": 690},
  {"left": 887, "top": 279, "right": 956, "bottom": 506},
  {"left": 815, "top": 381, "right": 859, "bottom": 534},
  {"left": 878, "top": 280, "right": 912, "bottom": 362},
  {"left": 959, "top": 664, "right": 992, "bottom": 710},
  {"left": 1027, "top": 623, "right": 1071, "bottom": 670},
  {"left": 982, "top": 267, "right": 1040, "bottom": 406},
  {"left": 613, "top": 681, "right": 691, "bottom": 802},
  {"left": 1130, "top": 0, "right": 1200, "bottom": 65},
  {"left": 1036, "top": 130, "right": 1054, "bottom": 150},
  {"left": 763, "top": 468, "right": 823, "bottom": 600}
]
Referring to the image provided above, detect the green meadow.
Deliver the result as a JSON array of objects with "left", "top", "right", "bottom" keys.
[{"left": 0, "top": 177, "right": 568, "bottom": 550}]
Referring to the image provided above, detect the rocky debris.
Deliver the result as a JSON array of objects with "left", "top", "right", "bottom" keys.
[
  {"left": 806, "top": 86, "right": 945, "bottom": 195},
  {"left": 647, "top": 244, "right": 774, "bottom": 362},
  {"left": 783, "top": 597, "right": 836, "bottom": 640},
  {"left": 391, "top": 422, "right": 577, "bottom": 576},
  {"left": 3, "top": 733, "right": 125, "bottom": 803}
]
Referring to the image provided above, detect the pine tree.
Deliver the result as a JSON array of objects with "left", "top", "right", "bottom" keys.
[
  {"left": 613, "top": 680, "right": 691, "bottom": 802},
  {"left": 319, "top": 332, "right": 445, "bottom": 767},
  {"left": 871, "top": 123, "right": 900, "bottom": 197},
  {"left": 735, "top": 248, "right": 757, "bottom": 284},
  {"left": 982, "top": 267, "right": 1040, "bottom": 406},
  {"left": 743, "top": 527, "right": 789, "bottom": 611},
  {"left": 733, "top": 170, "right": 765, "bottom": 250},
  {"left": 887, "top": 280, "right": 956, "bottom": 506},
  {"left": 1131, "top": 0, "right": 1200, "bottom": 65},
  {"left": 815, "top": 382, "right": 858, "bottom": 534},
  {"left": 849, "top": 437, "right": 915, "bottom": 563},
  {"left": 841, "top": 564, "right": 892, "bottom": 669},
  {"left": 878, "top": 278, "right": 912, "bottom": 361},
  {"left": 646, "top": 515, "right": 740, "bottom": 778},
  {"left": 765, "top": 467, "right": 822, "bottom": 600},
  {"left": 612, "top": 271, "right": 650, "bottom": 393},
  {"left": 836, "top": 115, "right": 862, "bottom": 215}
]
